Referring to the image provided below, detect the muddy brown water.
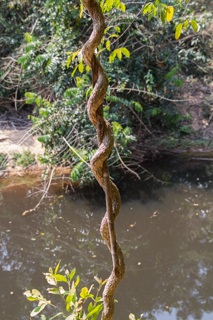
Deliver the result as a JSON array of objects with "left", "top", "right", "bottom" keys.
[{"left": 1, "top": 160, "right": 213, "bottom": 320}]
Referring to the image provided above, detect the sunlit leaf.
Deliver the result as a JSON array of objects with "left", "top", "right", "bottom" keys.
[
  {"left": 166, "top": 6, "right": 174, "bottom": 22},
  {"left": 191, "top": 19, "right": 198, "bottom": 32},
  {"left": 175, "top": 23, "right": 183, "bottom": 40},
  {"left": 106, "top": 40, "right": 111, "bottom": 51},
  {"left": 80, "top": 287, "right": 89, "bottom": 299},
  {"left": 184, "top": 19, "right": 189, "bottom": 30},
  {"left": 71, "top": 65, "right": 78, "bottom": 77},
  {"left": 121, "top": 47, "right": 130, "bottom": 58},
  {"left": 75, "top": 275, "right": 80, "bottom": 288},
  {"left": 143, "top": 3, "right": 151, "bottom": 15},
  {"left": 79, "top": 3, "right": 84, "bottom": 18},
  {"left": 117, "top": 2, "right": 126, "bottom": 12},
  {"left": 35, "top": 95, "right": 43, "bottom": 107},
  {"left": 78, "top": 63, "right": 84, "bottom": 73},
  {"left": 117, "top": 49, "right": 122, "bottom": 60},
  {"left": 54, "top": 261, "right": 60, "bottom": 275},
  {"left": 55, "top": 274, "right": 67, "bottom": 282},
  {"left": 67, "top": 55, "right": 72, "bottom": 69}
]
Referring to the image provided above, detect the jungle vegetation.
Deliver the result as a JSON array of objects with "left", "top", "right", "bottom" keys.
[{"left": 0, "top": 0, "right": 212, "bottom": 183}]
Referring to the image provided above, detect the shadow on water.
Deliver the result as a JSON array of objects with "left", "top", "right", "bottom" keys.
[{"left": 1, "top": 158, "right": 213, "bottom": 320}]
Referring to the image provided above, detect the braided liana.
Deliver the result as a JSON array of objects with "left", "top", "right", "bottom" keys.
[{"left": 81, "top": 1, "right": 125, "bottom": 319}]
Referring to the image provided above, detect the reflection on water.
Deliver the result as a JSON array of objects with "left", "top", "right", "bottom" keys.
[{"left": 1, "top": 160, "right": 213, "bottom": 320}]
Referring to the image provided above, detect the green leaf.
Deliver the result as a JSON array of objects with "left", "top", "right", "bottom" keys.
[
  {"left": 184, "top": 19, "right": 189, "bottom": 30},
  {"left": 165, "top": 64, "right": 179, "bottom": 79},
  {"left": 143, "top": 3, "right": 151, "bottom": 15},
  {"left": 117, "top": 49, "right": 122, "bottom": 60},
  {"left": 109, "top": 50, "right": 116, "bottom": 63},
  {"left": 175, "top": 23, "right": 183, "bottom": 40},
  {"left": 54, "top": 261, "right": 60, "bottom": 275},
  {"left": 27, "top": 296, "right": 39, "bottom": 301},
  {"left": 172, "top": 78, "right": 183, "bottom": 87},
  {"left": 109, "top": 34, "right": 119, "bottom": 38},
  {"left": 133, "top": 101, "right": 143, "bottom": 112},
  {"left": 41, "top": 315, "right": 46, "bottom": 320},
  {"left": 121, "top": 47, "right": 130, "bottom": 58},
  {"left": 25, "top": 42, "right": 36, "bottom": 53},
  {"left": 78, "top": 63, "right": 84, "bottom": 73},
  {"left": 85, "top": 304, "right": 103, "bottom": 320},
  {"left": 118, "top": 2, "right": 126, "bottom": 12},
  {"left": 79, "top": 3, "right": 84, "bottom": 18},
  {"left": 64, "top": 87, "right": 77, "bottom": 98},
  {"left": 25, "top": 92, "right": 37, "bottom": 98},
  {"left": 17, "top": 56, "right": 26, "bottom": 64},
  {"left": 38, "top": 135, "right": 51, "bottom": 143},
  {"left": 71, "top": 162, "right": 85, "bottom": 182},
  {"left": 66, "top": 294, "right": 73, "bottom": 312},
  {"left": 80, "top": 287, "right": 89, "bottom": 299},
  {"left": 55, "top": 274, "right": 68, "bottom": 282},
  {"left": 91, "top": 310, "right": 102, "bottom": 320},
  {"left": 112, "top": 121, "right": 123, "bottom": 134},
  {"left": 26, "top": 98, "right": 36, "bottom": 104},
  {"left": 24, "top": 32, "right": 35, "bottom": 43},
  {"left": 75, "top": 275, "right": 80, "bottom": 288},
  {"left": 68, "top": 269, "right": 76, "bottom": 281},
  {"left": 35, "top": 95, "right": 43, "bottom": 107},
  {"left": 160, "top": 9, "right": 165, "bottom": 25},
  {"left": 180, "top": 125, "right": 191, "bottom": 134},
  {"left": 152, "top": 108, "right": 161, "bottom": 116},
  {"left": 67, "top": 55, "right": 72, "bottom": 69},
  {"left": 123, "top": 126, "right": 132, "bottom": 136},
  {"left": 88, "top": 302, "right": 93, "bottom": 312},
  {"left": 45, "top": 59, "right": 52, "bottom": 68},
  {"left": 71, "top": 65, "right": 78, "bottom": 77},
  {"left": 191, "top": 20, "right": 198, "bottom": 32},
  {"left": 106, "top": 40, "right": 111, "bottom": 51}
]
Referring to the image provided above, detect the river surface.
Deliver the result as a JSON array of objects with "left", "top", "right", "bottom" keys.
[{"left": 1, "top": 159, "right": 213, "bottom": 320}]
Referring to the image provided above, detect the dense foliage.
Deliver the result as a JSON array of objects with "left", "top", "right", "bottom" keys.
[{"left": 0, "top": 0, "right": 212, "bottom": 182}]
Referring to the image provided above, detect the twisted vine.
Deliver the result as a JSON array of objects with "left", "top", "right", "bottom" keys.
[{"left": 81, "top": 1, "right": 125, "bottom": 319}]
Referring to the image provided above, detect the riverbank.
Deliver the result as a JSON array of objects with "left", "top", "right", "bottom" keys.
[{"left": 0, "top": 78, "right": 213, "bottom": 179}]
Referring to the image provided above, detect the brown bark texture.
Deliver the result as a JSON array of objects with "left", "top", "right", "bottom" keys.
[{"left": 81, "top": 1, "right": 125, "bottom": 319}]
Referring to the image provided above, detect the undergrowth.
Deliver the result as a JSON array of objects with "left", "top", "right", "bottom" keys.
[{"left": 13, "top": 150, "right": 35, "bottom": 167}]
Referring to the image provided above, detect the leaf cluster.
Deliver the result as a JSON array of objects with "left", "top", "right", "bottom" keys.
[{"left": 24, "top": 262, "right": 105, "bottom": 320}]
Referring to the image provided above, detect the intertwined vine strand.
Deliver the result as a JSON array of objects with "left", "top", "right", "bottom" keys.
[{"left": 81, "top": 1, "right": 125, "bottom": 319}]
